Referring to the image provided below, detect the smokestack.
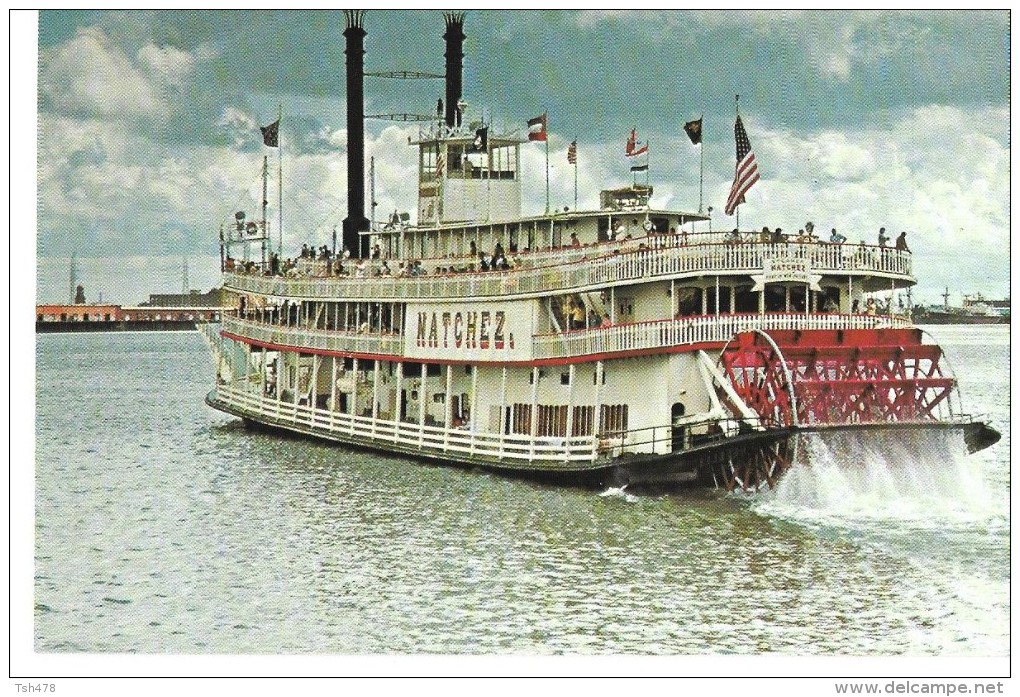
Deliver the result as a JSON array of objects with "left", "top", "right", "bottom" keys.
[
  {"left": 443, "top": 12, "right": 465, "bottom": 128},
  {"left": 342, "top": 10, "right": 370, "bottom": 258}
]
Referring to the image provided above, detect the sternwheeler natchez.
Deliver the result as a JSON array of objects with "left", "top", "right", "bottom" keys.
[{"left": 204, "top": 11, "right": 999, "bottom": 491}]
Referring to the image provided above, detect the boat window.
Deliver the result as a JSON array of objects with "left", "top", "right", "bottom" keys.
[
  {"left": 489, "top": 143, "right": 517, "bottom": 181},
  {"left": 420, "top": 142, "right": 440, "bottom": 179},
  {"left": 707, "top": 286, "right": 732, "bottom": 314},
  {"left": 764, "top": 285, "right": 786, "bottom": 312},
  {"left": 735, "top": 285, "right": 757, "bottom": 313},
  {"left": 676, "top": 287, "right": 702, "bottom": 317}
]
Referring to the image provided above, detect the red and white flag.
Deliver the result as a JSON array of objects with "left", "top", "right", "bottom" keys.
[
  {"left": 724, "top": 116, "right": 760, "bottom": 216},
  {"left": 435, "top": 153, "right": 445, "bottom": 180},
  {"left": 528, "top": 113, "right": 547, "bottom": 142},
  {"left": 625, "top": 129, "right": 648, "bottom": 157},
  {"left": 567, "top": 140, "right": 577, "bottom": 165}
]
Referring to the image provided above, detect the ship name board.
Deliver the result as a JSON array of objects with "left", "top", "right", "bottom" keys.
[
  {"left": 415, "top": 310, "right": 515, "bottom": 350},
  {"left": 752, "top": 257, "right": 822, "bottom": 291},
  {"left": 403, "top": 301, "right": 533, "bottom": 361}
]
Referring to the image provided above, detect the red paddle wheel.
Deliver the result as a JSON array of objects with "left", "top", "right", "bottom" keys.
[
  {"left": 712, "top": 328, "right": 961, "bottom": 492},
  {"left": 718, "top": 328, "right": 959, "bottom": 429}
]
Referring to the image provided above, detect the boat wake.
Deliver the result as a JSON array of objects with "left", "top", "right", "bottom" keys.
[
  {"left": 751, "top": 430, "right": 1005, "bottom": 529},
  {"left": 598, "top": 485, "right": 640, "bottom": 503}
]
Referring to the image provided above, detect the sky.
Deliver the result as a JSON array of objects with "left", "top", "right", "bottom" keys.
[{"left": 22, "top": 9, "right": 1011, "bottom": 305}]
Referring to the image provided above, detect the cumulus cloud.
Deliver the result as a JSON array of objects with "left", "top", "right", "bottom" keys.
[{"left": 40, "top": 27, "right": 169, "bottom": 124}]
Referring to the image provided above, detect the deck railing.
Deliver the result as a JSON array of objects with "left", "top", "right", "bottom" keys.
[
  {"left": 532, "top": 312, "right": 913, "bottom": 359},
  {"left": 222, "top": 316, "right": 403, "bottom": 355},
  {"left": 222, "top": 311, "right": 911, "bottom": 363},
  {"left": 214, "top": 380, "right": 772, "bottom": 466},
  {"left": 215, "top": 382, "right": 602, "bottom": 468},
  {"left": 224, "top": 240, "right": 913, "bottom": 302}
]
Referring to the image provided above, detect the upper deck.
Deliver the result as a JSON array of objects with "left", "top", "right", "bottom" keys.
[{"left": 223, "top": 230, "right": 914, "bottom": 302}]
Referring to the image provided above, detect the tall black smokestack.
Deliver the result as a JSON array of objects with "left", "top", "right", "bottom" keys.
[
  {"left": 443, "top": 12, "right": 465, "bottom": 128},
  {"left": 342, "top": 10, "right": 370, "bottom": 258}
]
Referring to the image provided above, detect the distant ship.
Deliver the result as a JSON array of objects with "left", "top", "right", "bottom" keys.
[
  {"left": 203, "top": 11, "right": 1000, "bottom": 492},
  {"left": 912, "top": 289, "right": 1009, "bottom": 325}
]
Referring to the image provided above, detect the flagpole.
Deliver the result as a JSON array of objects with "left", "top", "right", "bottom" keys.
[
  {"left": 699, "top": 116, "right": 704, "bottom": 213},
  {"left": 544, "top": 112, "right": 550, "bottom": 215},
  {"left": 573, "top": 139, "right": 578, "bottom": 211},
  {"left": 734, "top": 95, "right": 740, "bottom": 232},
  {"left": 645, "top": 140, "right": 650, "bottom": 188},
  {"left": 277, "top": 103, "right": 283, "bottom": 257}
]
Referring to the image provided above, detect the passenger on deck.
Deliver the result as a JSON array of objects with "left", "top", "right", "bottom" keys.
[
  {"left": 830, "top": 228, "right": 847, "bottom": 244},
  {"left": 878, "top": 227, "right": 889, "bottom": 247},
  {"left": 570, "top": 302, "right": 585, "bottom": 330},
  {"left": 895, "top": 231, "right": 910, "bottom": 252},
  {"left": 570, "top": 232, "right": 580, "bottom": 248}
]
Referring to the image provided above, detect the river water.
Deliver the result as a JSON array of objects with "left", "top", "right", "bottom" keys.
[{"left": 32, "top": 325, "right": 1009, "bottom": 657}]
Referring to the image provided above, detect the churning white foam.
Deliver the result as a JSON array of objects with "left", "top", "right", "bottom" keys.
[{"left": 753, "top": 430, "right": 1005, "bottom": 528}]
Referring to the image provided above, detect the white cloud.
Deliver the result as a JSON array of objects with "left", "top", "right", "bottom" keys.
[
  {"left": 40, "top": 27, "right": 169, "bottom": 124},
  {"left": 137, "top": 42, "right": 197, "bottom": 90}
]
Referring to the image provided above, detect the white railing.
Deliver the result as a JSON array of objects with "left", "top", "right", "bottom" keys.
[
  {"left": 532, "top": 313, "right": 913, "bottom": 360},
  {"left": 222, "top": 312, "right": 912, "bottom": 362},
  {"left": 222, "top": 316, "right": 403, "bottom": 355},
  {"left": 214, "top": 382, "right": 602, "bottom": 468},
  {"left": 224, "top": 241, "right": 914, "bottom": 301}
]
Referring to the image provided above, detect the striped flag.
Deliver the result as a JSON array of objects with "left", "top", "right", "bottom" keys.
[
  {"left": 528, "top": 113, "right": 547, "bottom": 142},
  {"left": 626, "top": 129, "right": 648, "bottom": 157},
  {"left": 435, "top": 153, "right": 445, "bottom": 180},
  {"left": 567, "top": 140, "right": 577, "bottom": 164},
  {"left": 724, "top": 116, "right": 760, "bottom": 216}
]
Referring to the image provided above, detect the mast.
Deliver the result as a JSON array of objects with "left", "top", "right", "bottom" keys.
[
  {"left": 370, "top": 156, "right": 377, "bottom": 233},
  {"left": 734, "top": 95, "right": 740, "bottom": 232},
  {"left": 544, "top": 123, "right": 550, "bottom": 215},
  {"left": 68, "top": 254, "right": 77, "bottom": 304},
  {"left": 699, "top": 119, "right": 704, "bottom": 213},
  {"left": 277, "top": 104, "right": 283, "bottom": 257}
]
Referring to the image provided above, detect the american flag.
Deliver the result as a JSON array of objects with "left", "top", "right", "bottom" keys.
[
  {"left": 435, "top": 153, "right": 445, "bottom": 180},
  {"left": 567, "top": 140, "right": 577, "bottom": 165},
  {"left": 724, "top": 116, "right": 760, "bottom": 216}
]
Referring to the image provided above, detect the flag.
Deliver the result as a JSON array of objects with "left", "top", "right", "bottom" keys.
[
  {"left": 567, "top": 141, "right": 577, "bottom": 165},
  {"left": 470, "top": 126, "right": 488, "bottom": 153},
  {"left": 630, "top": 163, "right": 649, "bottom": 172},
  {"left": 684, "top": 117, "right": 703, "bottom": 145},
  {"left": 528, "top": 113, "right": 547, "bottom": 142},
  {"left": 260, "top": 120, "right": 279, "bottom": 148},
  {"left": 724, "top": 116, "right": 760, "bottom": 216},
  {"left": 626, "top": 129, "right": 648, "bottom": 157},
  {"left": 435, "top": 154, "right": 445, "bottom": 180}
]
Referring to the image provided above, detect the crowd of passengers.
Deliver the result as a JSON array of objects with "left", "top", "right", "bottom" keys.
[
  {"left": 224, "top": 221, "right": 912, "bottom": 277},
  {"left": 724, "top": 222, "right": 911, "bottom": 253}
]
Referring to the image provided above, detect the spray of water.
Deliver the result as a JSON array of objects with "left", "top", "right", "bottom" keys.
[
  {"left": 598, "top": 485, "right": 639, "bottom": 503},
  {"left": 754, "top": 430, "right": 1004, "bottom": 528}
]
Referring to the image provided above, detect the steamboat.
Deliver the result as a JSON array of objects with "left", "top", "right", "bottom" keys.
[{"left": 204, "top": 11, "right": 999, "bottom": 491}]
